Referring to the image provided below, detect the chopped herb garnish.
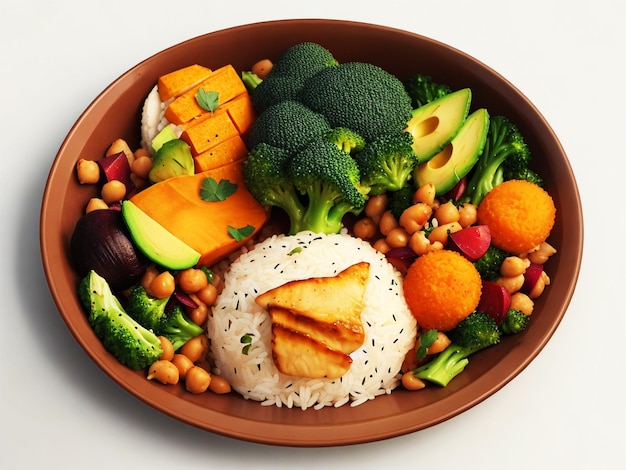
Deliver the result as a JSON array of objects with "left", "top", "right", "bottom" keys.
[
  {"left": 241, "top": 333, "right": 254, "bottom": 355},
  {"left": 228, "top": 224, "right": 255, "bottom": 242},
  {"left": 416, "top": 329, "right": 439, "bottom": 361},
  {"left": 196, "top": 88, "right": 219, "bottom": 113},
  {"left": 200, "top": 177, "right": 237, "bottom": 202}
]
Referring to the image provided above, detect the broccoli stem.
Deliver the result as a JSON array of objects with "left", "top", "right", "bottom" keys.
[{"left": 411, "top": 343, "right": 472, "bottom": 387}]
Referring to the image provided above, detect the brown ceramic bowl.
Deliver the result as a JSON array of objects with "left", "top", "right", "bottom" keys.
[{"left": 40, "top": 19, "right": 583, "bottom": 446}]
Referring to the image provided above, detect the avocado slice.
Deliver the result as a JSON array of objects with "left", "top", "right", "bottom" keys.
[
  {"left": 404, "top": 88, "right": 472, "bottom": 162},
  {"left": 414, "top": 108, "right": 490, "bottom": 196},
  {"left": 121, "top": 200, "right": 201, "bottom": 270}
]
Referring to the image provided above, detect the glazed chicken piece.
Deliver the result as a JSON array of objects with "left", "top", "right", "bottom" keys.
[{"left": 256, "top": 262, "right": 370, "bottom": 378}]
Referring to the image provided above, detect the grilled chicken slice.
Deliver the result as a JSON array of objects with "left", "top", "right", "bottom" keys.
[
  {"left": 271, "top": 324, "right": 352, "bottom": 379},
  {"left": 269, "top": 306, "right": 363, "bottom": 354},
  {"left": 256, "top": 262, "right": 370, "bottom": 378}
]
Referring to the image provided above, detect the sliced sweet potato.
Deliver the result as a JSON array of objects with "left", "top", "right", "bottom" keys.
[
  {"left": 193, "top": 135, "right": 249, "bottom": 173},
  {"left": 157, "top": 64, "right": 213, "bottom": 102},
  {"left": 163, "top": 64, "right": 248, "bottom": 125},
  {"left": 180, "top": 111, "right": 240, "bottom": 156},
  {"left": 130, "top": 160, "right": 268, "bottom": 267}
]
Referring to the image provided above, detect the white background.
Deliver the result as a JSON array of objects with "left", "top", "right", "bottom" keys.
[{"left": 2, "top": 1, "right": 624, "bottom": 468}]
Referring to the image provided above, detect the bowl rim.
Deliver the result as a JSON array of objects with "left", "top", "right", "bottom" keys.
[{"left": 40, "top": 18, "right": 584, "bottom": 447}]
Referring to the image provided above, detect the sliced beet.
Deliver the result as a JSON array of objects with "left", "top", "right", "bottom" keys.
[
  {"left": 449, "top": 224, "right": 491, "bottom": 261},
  {"left": 97, "top": 151, "right": 135, "bottom": 195},
  {"left": 522, "top": 263, "right": 544, "bottom": 294},
  {"left": 444, "top": 175, "right": 467, "bottom": 201},
  {"left": 70, "top": 209, "right": 148, "bottom": 290},
  {"left": 477, "top": 280, "right": 511, "bottom": 324}
]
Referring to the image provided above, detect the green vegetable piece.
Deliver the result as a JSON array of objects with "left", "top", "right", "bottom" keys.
[
  {"left": 414, "top": 108, "right": 490, "bottom": 196},
  {"left": 405, "top": 88, "right": 472, "bottom": 163},
  {"left": 78, "top": 270, "right": 163, "bottom": 370},
  {"left": 148, "top": 138, "right": 195, "bottom": 183},
  {"left": 196, "top": 88, "right": 219, "bottom": 113},
  {"left": 228, "top": 224, "right": 255, "bottom": 242},
  {"left": 200, "top": 177, "right": 238, "bottom": 202},
  {"left": 150, "top": 124, "right": 178, "bottom": 154},
  {"left": 121, "top": 200, "right": 200, "bottom": 270}
]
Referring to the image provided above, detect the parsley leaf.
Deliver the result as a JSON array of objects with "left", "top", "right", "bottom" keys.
[
  {"left": 196, "top": 88, "right": 219, "bottom": 113},
  {"left": 200, "top": 177, "right": 237, "bottom": 202},
  {"left": 228, "top": 225, "right": 255, "bottom": 242},
  {"left": 416, "top": 329, "right": 439, "bottom": 360}
]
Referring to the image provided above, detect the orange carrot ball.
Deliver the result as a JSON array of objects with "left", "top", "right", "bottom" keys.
[
  {"left": 477, "top": 180, "right": 556, "bottom": 254},
  {"left": 403, "top": 250, "right": 482, "bottom": 331}
]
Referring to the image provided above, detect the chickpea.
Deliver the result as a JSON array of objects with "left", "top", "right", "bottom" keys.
[
  {"left": 208, "top": 375, "right": 232, "bottom": 395},
  {"left": 158, "top": 336, "right": 175, "bottom": 362},
  {"left": 386, "top": 227, "right": 409, "bottom": 248},
  {"left": 185, "top": 366, "right": 212, "bottom": 394},
  {"left": 528, "top": 271, "right": 551, "bottom": 299},
  {"left": 171, "top": 354, "right": 194, "bottom": 379},
  {"left": 178, "top": 268, "right": 209, "bottom": 294},
  {"left": 131, "top": 155, "right": 153, "bottom": 180},
  {"left": 134, "top": 147, "right": 151, "bottom": 159},
  {"left": 496, "top": 274, "right": 525, "bottom": 294},
  {"left": 510, "top": 292, "right": 534, "bottom": 316},
  {"left": 140, "top": 264, "right": 160, "bottom": 292},
  {"left": 76, "top": 159, "right": 101, "bottom": 184},
  {"left": 188, "top": 300, "right": 209, "bottom": 326},
  {"left": 353, "top": 217, "right": 378, "bottom": 240},
  {"left": 179, "top": 334, "right": 209, "bottom": 363},
  {"left": 434, "top": 201, "right": 460, "bottom": 225},
  {"left": 457, "top": 203, "right": 478, "bottom": 227},
  {"left": 106, "top": 138, "right": 135, "bottom": 166},
  {"left": 101, "top": 180, "right": 126, "bottom": 204},
  {"left": 365, "top": 194, "right": 389, "bottom": 220},
  {"left": 251, "top": 59, "right": 274, "bottom": 79},
  {"left": 413, "top": 182, "right": 436, "bottom": 206},
  {"left": 196, "top": 283, "right": 218, "bottom": 307},
  {"left": 500, "top": 256, "right": 530, "bottom": 278},
  {"left": 528, "top": 242, "right": 557, "bottom": 265},
  {"left": 379, "top": 210, "right": 399, "bottom": 236},
  {"left": 399, "top": 203, "right": 432, "bottom": 234},
  {"left": 149, "top": 271, "right": 176, "bottom": 299},
  {"left": 372, "top": 238, "right": 391, "bottom": 254},
  {"left": 85, "top": 197, "right": 108, "bottom": 213},
  {"left": 409, "top": 230, "right": 443, "bottom": 256},
  {"left": 147, "top": 360, "right": 179, "bottom": 385},
  {"left": 428, "top": 222, "right": 462, "bottom": 246},
  {"left": 401, "top": 371, "right": 426, "bottom": 391}
]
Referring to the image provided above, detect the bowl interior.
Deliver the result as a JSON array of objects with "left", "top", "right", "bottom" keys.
[{"left": 40, "top": 19, "right": 583, "bottom": 446}]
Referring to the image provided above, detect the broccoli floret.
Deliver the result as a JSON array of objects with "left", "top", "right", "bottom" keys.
[
  {"left": 411, "top": 312, "right": 501, "bottom": 386},
  {"left": 247, "top": 100, "right": 331, "bottom": 154},
  {"left": 251, "top": 75, "right": 307, "bottom": 114},
  {"left": 242, "top": 143, "right": 306, "bottom": 234},
  {"left": 354, "top": 132, "right": 418, "bottom": 195},
  {"left": 387, "top": 181, "right": 417, "bottom": 219},
  {"left": 158, "top": 304, "right": 204, "bottom": 351},
  {"left": 126, "top": 284, "right": 203, "bottom": 351},
  {"left": 299, "top": 62, "right": 413, "bottom": 141},
  {"left": 473, "top": 245, "right": 511, "bottom": 282},
  {"left": 463, "top": 115, "right": 536, "bottom": 205},
  {"left": 500, "top": 309, "right": 531, "bottom": 335},
  {"left": 286, "top": 137, "right": 368, "bottom": 234},
  {"left": 250, "top": 42, "right": 337, "bottom": 113},
  {"left": 79, "top": 270, "right": 162, "bottom": 370},
  {"left": 126, "top": 284, "right": 170, "bottom": 331},
  {"left": 325, "top": 127, "right": 366, "bottom": 154},
  {"left": 404, "top": 74, "right": 452, "bottom": 108},
  {"left": 148, "top": 138, "right": 195, "bottom": 183},
  {"left": 270, "top": 41, "right": 338, "bottom": 79}
]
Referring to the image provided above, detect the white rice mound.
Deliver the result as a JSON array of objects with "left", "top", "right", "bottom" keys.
[{"left": 207, "top": 230, "right": 417, "bottom": 410}]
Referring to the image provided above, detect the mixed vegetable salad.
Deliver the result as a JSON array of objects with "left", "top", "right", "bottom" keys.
[{"left": 70, "top": 42, "right": 557, "bottom": 397}]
